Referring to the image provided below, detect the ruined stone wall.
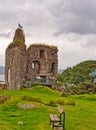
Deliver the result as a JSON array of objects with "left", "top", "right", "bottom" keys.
[
  {"left": 5, "top": 28, "right": 58, "bottom": 90},
  {"left": 26, "top": 44, "right": 58, "bottom": 80},
  {"left": 5, "top": 28, "right": 26, "bottom": 90},
  {"left": 5, "top": 44, "right": 26, "bottom": 90}
]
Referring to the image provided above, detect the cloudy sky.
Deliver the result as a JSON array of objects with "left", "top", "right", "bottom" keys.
[{"left": 0, "top": 0, "right": 96, "bottom": 69}]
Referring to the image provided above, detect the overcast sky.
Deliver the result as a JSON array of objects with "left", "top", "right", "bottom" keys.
[{"left": 0, "top": 0, "right": 96, "bottom": 69}]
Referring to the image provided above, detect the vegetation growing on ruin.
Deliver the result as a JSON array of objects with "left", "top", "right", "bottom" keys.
[
  {"left": 49, "top": 45, "right": 57, "bottom": 50},
  {"left": 0, "top": 85, "right": 96, "bottom": 130},
  {"left": 14, "top": 39, "right": 24, "bottom": 45},
  {"left": 8, "top": 40, "right": 24, "bottom": 48},
  {"left": 29, "top": 44, "right": 57, "bottom": 50}
]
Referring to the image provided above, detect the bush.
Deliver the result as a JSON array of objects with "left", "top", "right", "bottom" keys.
[
  {"left": 21, "top": 95, "right": 42, "bottom": 103},
  {"left": 0, "top": 83, "right": 2, "bottom": 88},
  {"left": 48, "top": 100, "right": 57, "bottom": 107},
  {"left": 56, "top": 99, "right": 65, "bottom": 105},
  {"left": 66, "top": 100, "right": 76, "bottom": 106},
  {"left": 0, "top": 95, "right": 10, "bottom": 104},
  {"left": 79, "top": 90, "right": 87, "bottom": 94},
  {"left": 56, "top": 81, "right": 63, "bottom": 85}
]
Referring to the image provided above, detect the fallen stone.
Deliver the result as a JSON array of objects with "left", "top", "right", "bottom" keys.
[
  {"left": 17, "top": 121, "right": 23, "bottom": 125},
  {"left": 19, "top": 103, "right": 36, "bottom": 109}
]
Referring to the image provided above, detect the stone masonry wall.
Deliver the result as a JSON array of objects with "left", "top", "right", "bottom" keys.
[
  {"left": 5, "top": 28, "right": 58, "bottom": 90},
  {"left": 5, "top": 28, "right": 26, "bottom": 90},
  {"left": 5, "top": 44, "right": 26, "bottom": 90},
  {"left": 26, "top": 44, "right": 58, "bottom": 80}
]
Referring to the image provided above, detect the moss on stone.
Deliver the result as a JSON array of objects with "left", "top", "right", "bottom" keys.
[
  {"left": 28, "top": 44, "right": 57, "bottom": 50},
  {"left": 8, "top": 40, "right": 24, "bottom": 48}
]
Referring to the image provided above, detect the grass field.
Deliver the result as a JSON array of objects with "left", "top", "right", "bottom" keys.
[{"left": 0, "top": 85, "right": 96, "bottom": 130}]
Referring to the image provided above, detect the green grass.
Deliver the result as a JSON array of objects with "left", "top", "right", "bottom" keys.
[{"left": 0, "top": 85, "right": 96, "bottom": 130}]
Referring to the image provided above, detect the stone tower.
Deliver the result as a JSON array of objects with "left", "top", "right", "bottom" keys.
[
  {"left": 5, "top": 28, "right": 58, "bottom": 90},
  {"left": 5, "top": 28, "right": 26, "bottom": 90}
]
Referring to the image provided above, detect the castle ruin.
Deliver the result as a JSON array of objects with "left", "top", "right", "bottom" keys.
[{"left": 5, "top": 28, "right": 58, "bottom": 90}]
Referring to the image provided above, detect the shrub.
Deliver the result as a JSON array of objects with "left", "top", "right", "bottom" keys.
[
  {"left": 48, "top": 100, "right": 57, "bottom": 107},
  {"left": 21, "top": 95, "right": 42, "bottom": 103},
  {"left": 79, "top": 90, "right": 87, "bottom": 94},
  {"left": 21, "top": 95, "right": 32, "bottom": 101},
  {"left": 66, "top": 100, "right": 76, "bottom": 106},
  {"left": 0, "top": 83, "right": 2, "bottom": 88},
  {"left": 56, "top": 81, "right": 63, "bottom": 85},
  {"left": 56, "top": 99, "right": 65, "bottom": 105},
  {"left": 0, "top": 95, "right": 10, "bottom": 104}
]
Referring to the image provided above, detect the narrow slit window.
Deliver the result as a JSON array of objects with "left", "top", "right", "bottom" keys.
[
  {"left": 40, "top": 50, "right": 45, "bottom": 58},
  {"left": 51, "top": 62, "right": 55, "bottom": 72}
]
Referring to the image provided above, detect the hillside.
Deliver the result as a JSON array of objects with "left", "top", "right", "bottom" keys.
[
  {"left": 0, "top": 85, "right": 96, "bottom": 130},
  {"left": 58, "top": 60, "right": 96, "bottom": 84}
]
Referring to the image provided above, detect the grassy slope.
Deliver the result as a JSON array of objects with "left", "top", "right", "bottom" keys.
[{"left": 0, "top": 85, "right": 96, "bottom": 130}]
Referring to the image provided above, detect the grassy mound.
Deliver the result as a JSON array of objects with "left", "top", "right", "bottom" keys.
[{"left": 0, "top": 85, "right": 96, "bottom": 130}]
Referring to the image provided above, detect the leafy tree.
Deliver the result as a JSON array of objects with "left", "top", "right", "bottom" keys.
[{"left": 58, "top": 60, "right": 96, "bottom": 84}]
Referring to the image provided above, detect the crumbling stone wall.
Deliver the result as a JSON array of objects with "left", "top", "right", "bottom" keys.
[
  {"left": 5, "top": 28, "right": 26, "bottom": 90},
  {"left": 26, "top": 44, "right": 58, "bottom": 80},
  {"left": 5, "top": 28, "right": 58, "bottom": 90}
]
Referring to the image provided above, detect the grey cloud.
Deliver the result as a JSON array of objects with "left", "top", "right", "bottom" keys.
[
  {"left": 81, "top": 35, "right": 96, "bottom": 48},
  {"left": 46, "top": 0, "right": 96, "bottom": 35},
  {"left": 0, "top": 0, "right": 54, "bottom": 31},
  {"left": 58, "top": 37, "right": 96, "bottom": 69},
  {"left": 0, "top": 31, "right": 12, "bottom": 38},
  {"left": 0, "top": 0, "right": 96, "bottom": 69},
  {"left": 1, "top": 0, "right": 96, "bottom": 35},
  {"left": 69, "top": 0, "right": 96, "bottom": 20}
]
